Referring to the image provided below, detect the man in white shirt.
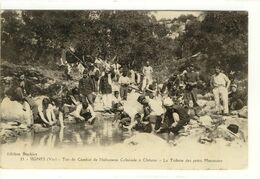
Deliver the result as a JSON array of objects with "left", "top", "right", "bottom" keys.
[
  {"left": 111, "top": 91, "right": 121, "bottom": 107},
  {"left": 129, "top": 68, "right": 136, "bottom": 84},
  {"left": 210, "top": 66, "right": 231, "bottom": 115},
  {"left": 142, "top": 61, "right": 153, "bottom": 91},
  {"left": 36, "top": 98, "right": 57, "bottom": 127},
  {"left": 112, "top": 59, "right": 121, "bottom": 81},
  {"left": 146, "top": 92, "right": 165, "bottom": 132}
]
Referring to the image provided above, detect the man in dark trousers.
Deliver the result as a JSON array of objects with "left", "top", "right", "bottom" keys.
[
  {"left": 99, "top": 70, "right": 113, "bottom": 111},
  {"left": 184, "top": 64, "right": 201, "bottom": 116},
  {"left": 161, "top": 73, "right": 180, "bottom": 98},
  {"left": 184, "top": 64, "right": 200, "bottom": 106},
  {"left": 78, "top": 69, "right": 96, "bottom": 109},
  {"left": 158, "top": 97, "right": 190, "bottom": 135},
  {"left": 229, "top": 83, "right": 245, "bottom": 111}
]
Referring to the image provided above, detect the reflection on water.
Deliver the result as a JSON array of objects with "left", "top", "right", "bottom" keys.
[
  {"left": 13, "top": 115, "right": 132, "bottom": 148},
  {"left": 6, "top": 114, "right": 174, "bottom": 148}
]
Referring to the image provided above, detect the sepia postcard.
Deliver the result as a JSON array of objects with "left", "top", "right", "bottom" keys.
[{"left": 0, "top": 10, "right": 248, "bottom": 170}]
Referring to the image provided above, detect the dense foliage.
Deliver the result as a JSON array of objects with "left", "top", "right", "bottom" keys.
[{"left": 1, "top": 11, "right": 247, "bottom": 78}]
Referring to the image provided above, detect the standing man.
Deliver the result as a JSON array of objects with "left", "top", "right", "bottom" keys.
[
  {"left": 162, "top": 73, "right": 180, "bottom": 98},
  {"left": 210, "top": 66, "right": 231, "bottom": 115},
  {"left": 99, "top": 70, "right": 113, "bottom": 112},
  {"left": 88, "top": 63, "right": 100, "bottom": 93},
  {"left": 184, "top": 65, "right": 200, "bottom": 109},
  {"left": 118, "top": 70, "right": 130, "bottom": 100},
  {"left": 79, "top": 69, "right": 96, "bottom": 109},
  {"left": 142, "top": 61, "right": 153, "bottom": 91},
  {"left": 159, "top": 97, "right": 190, "bottom": 135},
  {"left": 129, "top": 67, "right": 136, "bottom": 85},
  {"left": 112, "top": 58, "right": 121, "bottom": 82}
]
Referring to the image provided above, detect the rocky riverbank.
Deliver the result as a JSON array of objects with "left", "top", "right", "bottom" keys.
[{"left": 0, "top": 62, "right": 248, "bottom": 149}]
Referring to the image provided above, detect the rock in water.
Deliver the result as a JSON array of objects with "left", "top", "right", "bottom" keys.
[{"left": 0, "top": 97, "right": 33, "bottom": 125}]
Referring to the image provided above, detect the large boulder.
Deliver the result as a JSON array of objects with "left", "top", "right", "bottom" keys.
[
  {"left": 238, "top": 106, "right": 248, "bottom": 118},
  {"left": 0, "top": 97, "right": 33, "bottom": 125}
]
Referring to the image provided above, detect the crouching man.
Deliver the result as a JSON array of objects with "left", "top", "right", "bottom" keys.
[
  {"left": 132, "top": 113, "right": 152, "bottom": 133},
  {"left": 34, "top": 98, "right": 57, "bottom": 127},
  {"left": 78, "top": 101, "right": 96, "bottom": 125},
  {"left": 111, "top": 90, "right": 122, "bottom": 113},
  {"left": 122, "top": 95, "right": 152, "bottom": 133},
  {"left": 158, "top": 97, "right": 190, "bottom": 135},
  {"left": 229, "top": 83, "right": 245, "bottom": 111},
  {"left": 112, "top": 103, "right": 131, "bottom": 128},
  {"left": 145, "top": 92, "right": 165, "bottom": 132},
  {"left": 135, "top": 95, "right": 163, "bottom": 133}
]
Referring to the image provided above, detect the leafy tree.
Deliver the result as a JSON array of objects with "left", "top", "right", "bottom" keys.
[
  {"left": 173, "top": 11, "right": 248, "bottom": 76},
  {"left": 1, "top": 10, "right": 247, "bottom": 81}
]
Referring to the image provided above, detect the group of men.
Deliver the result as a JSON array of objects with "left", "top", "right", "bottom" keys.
[
  {"left": 210, "top": 66, "right": 245, "bottom": 115},
  {"left": 4, "top": 57, "right": 245, "bottom": 136},
  {"left": 161, "top": 64, "right": 245, "bottom": 116},
  {"left": 76, "top": 59, "right": 155, "bottom": 111},
  {"left": 4, "top": 57, "right": 155, "bottom": 128},
  {"left": 110, "top": 63, "right": 245, "bottom": 135}
]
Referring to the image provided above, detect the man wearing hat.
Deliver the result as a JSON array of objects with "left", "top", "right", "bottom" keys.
[
  {"left": 229, "top": 83, "right": 245, "bottom": 111},
  {"left": 78, "top": 69, "right": 96, "bottom": 109},
  {"left": 210, "top": 66, "right": 231, "bottom": 115},
  {"left": 157, "top": 97, "right": 190, "bottom": 135}
]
